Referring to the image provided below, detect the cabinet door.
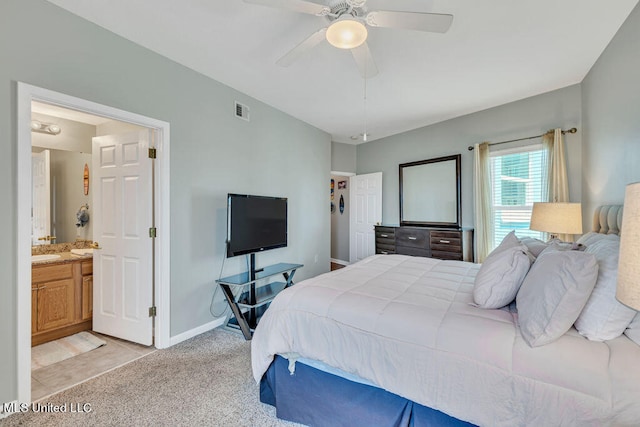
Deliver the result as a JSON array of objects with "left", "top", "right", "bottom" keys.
[
  {"left": 31, "top": 286, "right": 38, "bottom": 334},
  {"left": 82, "top": 275, "right": 93, "bottom": 320},
  {"left": 37, "top": 278, "right": 75, "bottom": 332}
]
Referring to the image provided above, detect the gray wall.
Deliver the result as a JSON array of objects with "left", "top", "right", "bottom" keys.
[
  {"left": 1, "top": 0, "right": 330, "bottom": 403},
  {"left": 330, "top": 174, "right": 350, "bottom": 262},
  {"left": 331, "top": 141, "right": 357, "bottom": 173},
  {"left": 357, "top": 85, "right": 582, "bottom": 227},
  {"left": 582, "top": 3, "right": 640, "bottom": 221}
]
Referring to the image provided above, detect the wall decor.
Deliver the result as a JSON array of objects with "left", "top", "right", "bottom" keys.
[
  {"left": 338, "top": 180, "right": 347, "bottom": 189},
  {"left": 330, "top": 178, "right": 335, "bottom": 200},
  {"left": 339, "top": 194, "right": 345, "bottom": 214},
  {"left": 83, "top": 163, "right": 89, "bottom": 196}
]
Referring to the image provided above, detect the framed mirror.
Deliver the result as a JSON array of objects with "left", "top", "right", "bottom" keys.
[{"left": 399, "top": 154, "right": 461, "bottom": 228}]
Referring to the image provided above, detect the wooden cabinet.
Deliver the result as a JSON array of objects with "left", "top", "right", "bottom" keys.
[
  {"left": 396, "top": 227, "right": 431, "bottom": 258},
  {"left": 375, "top": 226, "right": 396, "bottom": 255},
  {"left": 32, "top": 258, "right": 93, "bottom": 346},
  {"left": 36, "top": 278, "right": 75, "bottom": 331},
  {"left": 81, "top": 260, "right": 93, "bottom": 320},
  {"left": 375, "top": 226, "right": 474, "bottom": 262}
]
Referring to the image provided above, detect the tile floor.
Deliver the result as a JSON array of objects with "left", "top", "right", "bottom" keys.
[{"left": 31, "top": 332, "right": 156, "bottom": 401}]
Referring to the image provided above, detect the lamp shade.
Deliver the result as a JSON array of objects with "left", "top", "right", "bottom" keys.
[
  {"left": 326, "top": 17, "right": 367, "bottom": 49},
  {"left": 530, "top": 202, "right": 583, "bottom": 235},
  {"left": 617, "top": 182, "right": 640, "bottom": 310}
]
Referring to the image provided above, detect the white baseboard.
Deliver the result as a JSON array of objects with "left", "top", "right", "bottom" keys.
[
  {"left": 168, "top": 318, "right": 225, "bottom": 347},
  {"left": 330, "top": 258, "right": 349, "bottom": 266},
  {"left": 0, "top": 401, "right": 24, "bottom": 419}
]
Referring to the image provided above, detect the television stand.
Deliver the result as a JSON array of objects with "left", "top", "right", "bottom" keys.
[{"left": 216, "top": 258, "right": 303, "bottom": 340}]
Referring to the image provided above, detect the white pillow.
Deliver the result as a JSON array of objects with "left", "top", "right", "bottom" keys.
[
  {"left": 574, "top": 237, "right": 636, "bottom": 341},
  {"left": 518, "top": 236, "right": 548, "bottom": 258},
  {"left": 492, "top": 230, "right": 521, "bottom": 257},
  {"left": 576, "top": 231, "right": 619, "bottom": 247},
  {"left": 473, "top": 246, "right": 531, "bottom": 309},
  {"left": 625, "top": 313, "right": 640, "bottom": 346},
  {"left": 517, "top": 248, "right": 599, "bottom": 347}
]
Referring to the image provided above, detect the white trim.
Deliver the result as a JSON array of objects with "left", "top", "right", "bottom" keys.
[
  {"left": 168, "top": 318, "right": 225, "bottom": 347},
  {"left": 0, "top": 401, "right": 21, "bottom": 418},
  {"left": 16, "top": 82, "right": 171, "bottom": 403},
  {"left": 330, "top": 258, "right": 350, "bottom": 266},
  {"left": 330, "top": 171, "right": 356, "bottom": 177}
]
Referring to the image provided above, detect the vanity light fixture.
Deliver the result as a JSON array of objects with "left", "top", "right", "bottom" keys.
[{"left": 31, "top": 120, "right": 61, "bottom": 135}]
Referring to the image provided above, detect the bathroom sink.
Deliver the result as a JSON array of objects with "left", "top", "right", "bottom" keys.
[{"left": 31, "top": 254, "right": 61, "bottom": 262}]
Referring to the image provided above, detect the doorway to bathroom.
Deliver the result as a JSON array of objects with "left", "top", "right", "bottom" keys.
[{"left": 17, "top": 82, "right": 171, "bottom": 403}]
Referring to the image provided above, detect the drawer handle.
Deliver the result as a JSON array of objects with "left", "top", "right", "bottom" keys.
[
  {"left": 408, "top": 236, "right": 417, "bottom": 240},
  {"left": 439, "top": 240, "right": 451, "bottom": 244},
  {"left": 380, "top": 234, "right": 388, "bottom": 237}
]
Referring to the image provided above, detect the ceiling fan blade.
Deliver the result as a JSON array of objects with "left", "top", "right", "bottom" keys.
[
  {"left": 351, "top": 42, "right": 378, "bottom": 79},
  {"left": 366, "top": 11, "right": 453, "bottom": 33},
  {"left": 243, "top": 0, "right": 329, "bottom": 15},
  {"left": 277, "top": 28, "right": 327, "bottom": 67}
]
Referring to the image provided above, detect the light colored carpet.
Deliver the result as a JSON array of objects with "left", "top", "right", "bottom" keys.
[
  {"left": 4, "top": 329, "right": 302, "bottom": 427},
  {"left": 31, "top": 332, "right": 107, "bottom": 370}
]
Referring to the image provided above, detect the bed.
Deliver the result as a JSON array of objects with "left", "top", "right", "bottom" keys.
[{"left": 251, "top": 206, "right": 640, "bottom": 426}]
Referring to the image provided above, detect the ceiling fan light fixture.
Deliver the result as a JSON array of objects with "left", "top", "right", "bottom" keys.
[{"left": 326, "top": 17, "right": 367, "bottom": 49}]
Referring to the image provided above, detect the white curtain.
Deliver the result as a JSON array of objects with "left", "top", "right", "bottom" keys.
[
  {"left": 474, "top": 142, "right": 493, "bottom": 263},
  {"left": 542, "top": 128, "right": 573, "bottom": 241}
]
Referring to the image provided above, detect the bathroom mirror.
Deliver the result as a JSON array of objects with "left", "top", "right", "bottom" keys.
[
  {"left": 32, "top": 147, "right": 92, "bottom": 244},
  {"left": 399, "top": 154, "right": 461, "bottom": 228}
]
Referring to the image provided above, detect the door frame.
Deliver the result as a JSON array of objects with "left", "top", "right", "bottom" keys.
[
  {"left": 330, "top": 171, "right": 355, "bottom": 265},
  {"left": 16, "top": 82, "right": 171, "bottom": 403}
]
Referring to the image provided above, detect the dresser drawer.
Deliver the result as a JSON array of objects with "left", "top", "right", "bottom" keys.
[
  {"left": 431, "top": 250, "right": 463, "bottom": 261},
  {"left": 376, "top": 247, "right": 396, "bottom": 255},
  {"left": 396, "top": 227, "right": 429, "bottom": 249},
  {"left": 430, "top": 230, "right": 462, "bottom": 254},
  {"left": 396, "top": 246, "right": 430, "bottom": 258}
]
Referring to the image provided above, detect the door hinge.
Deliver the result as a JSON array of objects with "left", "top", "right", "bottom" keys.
[
  {"left": 148, "top": 147, "right": 157, "bottom": 159},
  {"left": 149, "top": 306, "right": 157, "bottom": 317},
  {"left": 149, "top": 227, "right": 157, "bottom": 238}
]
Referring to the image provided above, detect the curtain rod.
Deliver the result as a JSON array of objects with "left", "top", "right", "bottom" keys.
[{"left": 467, "top": 127, "right": 578, "bottom": 151}]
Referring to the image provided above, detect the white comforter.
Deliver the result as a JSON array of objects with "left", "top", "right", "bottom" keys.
[{"left": 251, "top": 255, "right": 640, "bottom": 427}]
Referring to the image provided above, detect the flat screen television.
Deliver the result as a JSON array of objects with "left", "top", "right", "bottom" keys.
[{"left": 226, "top": 193, "right": 288, "bottom": 258}]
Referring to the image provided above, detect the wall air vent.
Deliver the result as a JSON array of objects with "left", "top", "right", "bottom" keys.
[{"left": 235, "top": 101, "right": 250, "bottom": 121}]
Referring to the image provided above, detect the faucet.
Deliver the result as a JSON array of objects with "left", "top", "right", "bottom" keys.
[{"left": 90, "top": 241, "right": 101, "bottom": 249}]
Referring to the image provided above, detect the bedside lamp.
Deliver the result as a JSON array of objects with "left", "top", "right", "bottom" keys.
[
  {"left": 530, "top": 202, "right": 583, "bottom": 241},
  {"left": 617, "top": 183, "right": 640, "bottom": 311}
]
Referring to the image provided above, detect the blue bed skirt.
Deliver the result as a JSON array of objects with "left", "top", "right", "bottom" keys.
[{"left": 260, "top": 355, "right": 476, "bottom": 427}]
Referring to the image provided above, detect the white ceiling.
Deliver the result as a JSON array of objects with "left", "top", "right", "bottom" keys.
[{"left": 45, "top": 0, "right": 638, "bottom": 144}]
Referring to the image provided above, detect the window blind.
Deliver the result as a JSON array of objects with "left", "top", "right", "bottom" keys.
[{"left": 490, "top": 145, "right": 547, "bottom": 248}]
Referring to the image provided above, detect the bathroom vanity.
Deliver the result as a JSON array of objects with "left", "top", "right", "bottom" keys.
[{"left": 31, "top": 255, "right": 93, "bottom": 346}]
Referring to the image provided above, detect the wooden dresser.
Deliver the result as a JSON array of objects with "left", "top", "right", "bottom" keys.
[{"left": 375, "top": 226, "right": 474, "bottom": 262}]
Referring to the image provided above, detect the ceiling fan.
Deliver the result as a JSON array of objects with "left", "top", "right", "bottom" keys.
[{"left": 244, "top": 0, "right": 454, "bottom": 78}]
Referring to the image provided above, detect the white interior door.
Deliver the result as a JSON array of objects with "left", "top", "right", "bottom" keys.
[
  {"left": 32, "top": 150, "right": 51, "bottom": 245},
  {"left": 92, "top": 130, "right": 153, "bottom": 345},
  {"left": 349, "top": 172, "right": 383, "bottom": 263}
]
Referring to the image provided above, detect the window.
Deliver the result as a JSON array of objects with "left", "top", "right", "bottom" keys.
[{"left": 490, "top": 145, "right": 547, "bottom": 248}]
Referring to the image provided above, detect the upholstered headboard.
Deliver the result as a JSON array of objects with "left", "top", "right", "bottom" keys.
[{"left": 592, "top": 205, "right": 623, "bottom": 235}]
